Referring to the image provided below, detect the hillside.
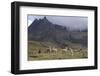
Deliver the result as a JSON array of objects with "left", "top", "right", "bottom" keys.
[{"left": 28, "top": 17, "right": 88, "bottom": 47}]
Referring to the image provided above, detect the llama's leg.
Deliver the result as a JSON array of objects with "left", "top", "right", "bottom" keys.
[{"left": 70, "top": 48, "right": 74, "bottom": 56}]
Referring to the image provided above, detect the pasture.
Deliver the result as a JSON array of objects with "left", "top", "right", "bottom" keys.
[{"left": 28, "top": 41, "right": 88, "bottom": 61}]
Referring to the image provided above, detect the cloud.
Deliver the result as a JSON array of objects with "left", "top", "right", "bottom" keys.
[
  {"left": 28, "top": 20, "right": 33, "bottom": 26},
  {"left": 27, "top": 15, "right": 88, "bottom": 30}
]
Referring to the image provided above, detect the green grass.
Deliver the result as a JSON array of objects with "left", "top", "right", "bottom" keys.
[{"left": 28, "top": 41, "right": 88, "bottom": 61}]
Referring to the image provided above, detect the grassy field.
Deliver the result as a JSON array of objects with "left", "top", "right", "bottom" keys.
[{"left": 28, "top": 41, "right": 88, "bottom": 61}]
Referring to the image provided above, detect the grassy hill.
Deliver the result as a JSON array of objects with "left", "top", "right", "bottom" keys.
[{"left": 28, "top": 40, "right": 87, "bottom": 61}]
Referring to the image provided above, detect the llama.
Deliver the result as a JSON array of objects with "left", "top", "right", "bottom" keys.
[
  {"left": 62, "top": 47, "right": 74, "bottom": 56},
  {"left": 52, "top": 47, "right": 58, "bottom": 52},
  {"left": 46, "top": 46, "right": 52, "bottom": 53},
  {"left": 46, "top": 46, "right": 58, "bottom": 53},
  {"left": 69, "top": 48, "right": 74, "bottom": 56},
  {"left": 62, "top": 47, "right": 68, "bottom": 52},
  {"left": 38, "top": 49, "right": 41, "bottom": 54}
]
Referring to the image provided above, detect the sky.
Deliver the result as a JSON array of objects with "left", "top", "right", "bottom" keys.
[{"left": 27, "top": 15, "right": 88, "bottom": 30}]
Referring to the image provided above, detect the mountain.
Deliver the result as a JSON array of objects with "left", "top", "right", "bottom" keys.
[
  {"left": 28, "top": 17, "right": 87, "bottom": 47},
  {"left": 28, "top": 17, "right": 68, "bottom": 41}
]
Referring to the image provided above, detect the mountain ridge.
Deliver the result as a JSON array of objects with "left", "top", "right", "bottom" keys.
[{"left": 28, "top": 17, "right": 87, "bottom": 47}]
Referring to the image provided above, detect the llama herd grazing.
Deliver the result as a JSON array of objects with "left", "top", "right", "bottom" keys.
[
  {"left": 45, "top": 46, "right": 84, "bottom": 56},
  {"left": 29, "top": 46, "right": 84, "bottom": 57}
]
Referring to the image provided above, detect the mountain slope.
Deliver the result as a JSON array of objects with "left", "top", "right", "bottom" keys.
[{"left": 28, "top": 17, "right": 87, "bottom": 47}]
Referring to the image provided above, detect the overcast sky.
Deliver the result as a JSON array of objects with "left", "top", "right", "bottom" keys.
[{"left": 27, "top": 15, "right": 88, "bottom": 30}]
